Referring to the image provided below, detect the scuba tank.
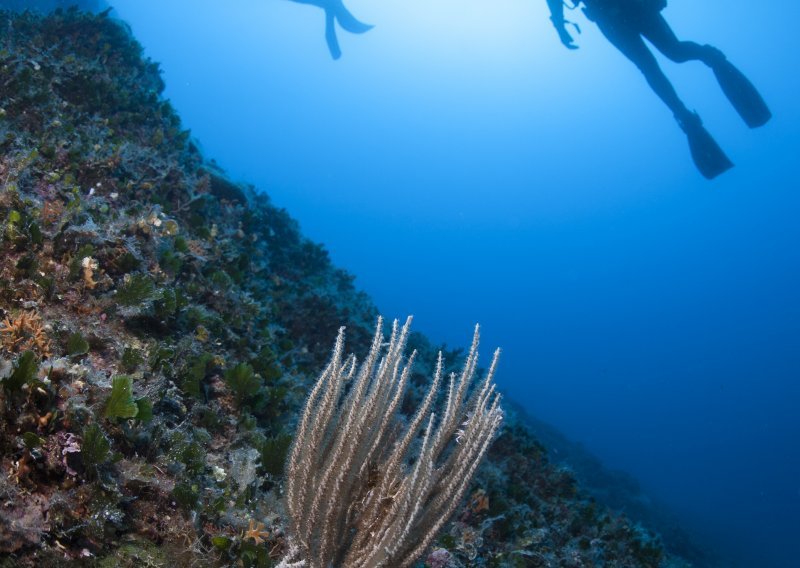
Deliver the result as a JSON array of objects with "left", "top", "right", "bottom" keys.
[{"left": 581, "top": 0, "right": 667, "bottom": 21}]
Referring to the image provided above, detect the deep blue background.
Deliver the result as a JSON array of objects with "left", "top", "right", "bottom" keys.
[{"left": 110, "top": 1, "right": 800, "bottom": 566}]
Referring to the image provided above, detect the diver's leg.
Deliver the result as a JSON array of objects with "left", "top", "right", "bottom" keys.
[
  {"left": 595, "top": 17, "right": 692, "bottom": 122},
  {"left": 640, "top": 13, "right": 721, "bottom": 65},
  {"left": 642, "top": 12, "right": 771, "bottom": 127},
  {"left": 595, "top": 16, "right": 733, "bottom": 178},
  {"left": 324, "top": 9, "right": 342, "bottom": 59}
]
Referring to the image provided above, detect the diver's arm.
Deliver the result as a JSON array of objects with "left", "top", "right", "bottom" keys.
[{"left": 546, "top": 0, "right": 578, "bottom": 49}]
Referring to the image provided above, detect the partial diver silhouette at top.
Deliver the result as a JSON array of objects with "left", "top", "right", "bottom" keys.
[
  {"left": 546, "top": 0, "right": 771, "bottom": 179},
  {"left": 288, "top": 0, "right": 373, "bottom": 60}
]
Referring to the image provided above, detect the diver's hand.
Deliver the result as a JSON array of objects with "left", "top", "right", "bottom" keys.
[{"left": 557, "top": 26, "right": 578, "bottom": 49}]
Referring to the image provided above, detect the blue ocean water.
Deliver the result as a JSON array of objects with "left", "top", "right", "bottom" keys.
[{"left": 108, "top": 1, "right": 800, "bottom": 566}]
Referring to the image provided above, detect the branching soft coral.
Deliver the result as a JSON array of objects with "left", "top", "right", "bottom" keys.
[
  {"left": 0, "top": 311, "right": 51, "bottom": 357},
  {"left": 280, "top": 316, "right": 503, "bottom": 568}
]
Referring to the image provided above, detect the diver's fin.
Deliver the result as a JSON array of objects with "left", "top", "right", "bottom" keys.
[
  {"left": 333, "top": 0, "right": 373, "bottom": 34},
  {"left": 679, "top": 112, "right": 734, "bottom": 179},
  {"left": 711, "top": 55, "right": 771, "bottom": 128},
  {"left": 324, "top": 10, "right": 342, "bottom": 60}
]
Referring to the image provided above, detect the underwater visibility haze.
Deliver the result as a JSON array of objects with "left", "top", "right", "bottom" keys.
[{"left": 1, "top": 0, "right": 798, "bottom": 566}]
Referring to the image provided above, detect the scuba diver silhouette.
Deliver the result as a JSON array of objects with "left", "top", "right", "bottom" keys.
[
  {"left": 546, "top": 0, "right": 771, "bottom": 179},
  {"left": 288, "top": 0, "right": 373, "bottom": 60}
]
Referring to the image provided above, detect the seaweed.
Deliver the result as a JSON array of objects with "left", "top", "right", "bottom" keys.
[
  {"left": 2, "top": 350, "right": 37, "bottom": 392},
  {"left": 134, "top": 397, "right": 153, "bottom": 423},
  {"left": 104, "top": 375, "right": 138, "bottom": 419},
  {"left": 81, "top": 422, "right": 111, "bottom": 474},
  {"left": 66, "top": 331, "right": 90, "bottom": 356},
  {"left": 225, "top": 362, "right": 262, "bottom": 405},
  {"left": 257, "top": 432, "right": 292, "bottom": 476},
  {"left": 115, "top": 273, "right": 156, "bottom": 306},
  {"left": 120, "top": 346, "right": 144, "bottom": 372}
]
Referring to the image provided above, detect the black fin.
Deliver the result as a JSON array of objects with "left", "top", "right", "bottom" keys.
[
  {"left": 334, "top": 0, "right": 373, "bottom": 34},
  {"left": 680, "top": 115, "right": 734, "bottom": 179},
  {"left": 712, "top": 57, "right": 771, "bottom": 128}
]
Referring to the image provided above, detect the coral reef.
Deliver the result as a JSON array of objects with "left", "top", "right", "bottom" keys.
[
  {"left": 0, "top": 0, "right": 106, "bottom": 14},
  {"left": 0, "top": 7, "right": 705, "bottom": 567}
]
